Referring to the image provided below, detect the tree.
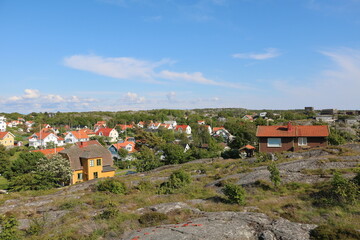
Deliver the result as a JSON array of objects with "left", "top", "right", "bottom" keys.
[
  {"left": 267, "top": 162, "right": 281, "bottom": 188},
  {"left": 4, "top": 152, "right": 44, "bottom": 180},
  {"left": 36, "top": 154, "right": 72, "bottom": 186},
  {"left": 134, "top": 146, "right": 162, "bottom": 172},
  {"left": 222, "top": 183, "right": 246, "bottom": 205},
  {"left": 161, "top": 143, "right": 189, "bottom": 165},
  {"left": 0, "top": 215, "right": 20, "bottom": 240},
  {"left": 0, "top": 145, "right": 10, "bottom": 175}
]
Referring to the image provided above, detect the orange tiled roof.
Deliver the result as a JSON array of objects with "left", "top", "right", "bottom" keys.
[
  {"left": 175, "top": 125, "right": 189, "bottom": 130},
  {"left": 112, "top": 141, "right": 136, "bottom": 153},
  {"left": 256, "top": 124, "right": 329, "bottom": 137},
  {"left": 69, "top": 130, "right": 89, "bottom": 139},
  {"left": 75, "top": 140, "right": 101, "bottom": 148},
  {"left": 117, "top": 124, "right": 133, "bottom": 130},
  {"left": 96, "top": 128, "right": 115, "bottom": 137},
  {"left": 0, "top": 132, "right": 13, "bottom": 139},
  {"left": 32, "top": 147, "right": 65, "bottom": 156},
  {"left": 213, "top": 127, "right": 225, "bottom": 132}
]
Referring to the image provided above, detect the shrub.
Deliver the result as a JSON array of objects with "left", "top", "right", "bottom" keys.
[
  {"left": 267, "top": 162, "right": 281, "bottom": 188},
  {"left": 222, "top": 183, "right": 246, "bottom": 205},
  {"left": 138, "top": 212, "right": 168, "bottom": 227},
  {"left": 96, "top": 178, "right": 127, "bottom": 194},
  {"left": 158, "top": 170, "right": 192, "bottom": 194},
  {"left": 330, "top": 172, "right": 358, "bottom": 205},
  {"left": 0, "top": 215, "right": 20, "bottom": 240},
  {"left": 136, "top": 180, "right": 155, "bottom": 192},
  {"left": 310, "top": 225, "right": 360, "bottom": 240},
  {"left": 97, "top": 208, "right": 120, "bottom": 219},
  {"left": 255, "top": 152, "right": 272, "bottom": 163}
]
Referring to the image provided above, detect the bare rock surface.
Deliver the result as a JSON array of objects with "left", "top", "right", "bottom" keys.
[{"left": 122, "top": 211, "right": 316, "bottom": 240}]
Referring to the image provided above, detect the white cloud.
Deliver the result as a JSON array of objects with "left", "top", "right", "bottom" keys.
[
  {"left": 233, "top": 48, "right": 281, "bottom": 60},
  {"left": 2, "top": 89, "right": 97, "bottom": 113},
  {"left": 124, "top": 92, "right": 145, "bottom": 104},
  {"left": 166, "top": 91, "right": 177, "bottom": 102},
  {"left": 64, "top": 54, "right": 244, "bottom": 88},
  {"left": 272, "top": 48, "right": 360, "bottom": 108}
]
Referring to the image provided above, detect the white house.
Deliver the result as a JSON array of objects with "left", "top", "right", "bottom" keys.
[
  {"left": 0, "top": 116, "right": 6, "bottom": 132},
  {"left": 164, "top": 121, "right": 177, "bottom": 128},
  {"left": 28, "top": 132, "right": 64, "bottom": 148},
  {"left": 95, "top": 128, "right": 119, "bottom": 142},
  {"left": 64, "top": 131, "right": 90, "bottom": 144},
  {"left": 175, "top": 125, "right": 192, "bottom": 135}
]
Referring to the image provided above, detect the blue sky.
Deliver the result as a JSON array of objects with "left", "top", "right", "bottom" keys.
[{"left": 1, "top": 0, "right": 360, "bottom": 113}]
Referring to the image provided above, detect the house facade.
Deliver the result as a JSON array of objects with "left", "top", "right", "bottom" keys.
[
  {"left": 0, "top": 132, "right": 15, "bottom": 147},
  {"left": 0, "top": 116, "right": 7, "bottom": 132},
  {"left": 28, "top": 132, "right": 64, "bottom": 148},
  {"left": 256, "top": 123, "right": 329, "bottom": 153},
  {"left": 64, "top": 131, "right": 90, "bottom": 144},
  {"left": 175, "top": 125, "right": 192, "bottom": 135},
  {"left": 60, "top": 141, "right": 115, "bottom": 184},
  {"left": 95, "top": 128, "right": 119, "bottom": 142}
]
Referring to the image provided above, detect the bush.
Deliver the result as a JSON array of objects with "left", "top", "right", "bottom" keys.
[
  {"left": 158, "top": 170, "right": 192, "bottom": 194},
  {"left": 255, "top": 152, "right": 272, "bottom": 163},
  {"left": 310, "top": 225, "right": 360, "bottom": 240},
  {"left": 222, "top": 183, "right": 246, "bottom": 205},
  {"left": 138, "top": 212, "right": 168, "bottom": 227},
  {"left": 136, "top": 180, "right": 155, "bottom": 192},
  {"left": 267, "top": 162, "right": 281, "bottom": 188},
  {"left": 330, "top": 172, "right": 358, "bottom": 205},
  {"left": 97, "top": 208, "right": 120, "bottom": 219},
  {"left": 0, "top": 215, "right": 20, "bottom": 240},
  {"left": 96, "top": 178, "right": 127, "bottom": 194}
]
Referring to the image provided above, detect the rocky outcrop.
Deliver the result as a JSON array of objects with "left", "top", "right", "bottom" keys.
[{"left": 122, "top": 211, "right": 316, "bottom": 240}]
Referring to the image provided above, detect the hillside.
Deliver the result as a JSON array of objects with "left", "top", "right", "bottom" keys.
[{"left": 0, "top": 144, "right": 359, "bottom": 239}]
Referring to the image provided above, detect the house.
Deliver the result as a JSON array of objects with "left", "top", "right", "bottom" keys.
[
  {"left": 117, "top": 124, "right": 134, "bottom": 132},
  {"left": 200, "top": 125, "right": 212, "bottom": 134},
  {"left": 316, "top": 115, "right": 335, "bottom": 123},
  {"left": 197, "top": 120, "right": 206, "bottom": 125},
  {"left": 109, "top": 141, "right": 137, "bottom": 161},
  {"left": 25, "top": 121, "right": 34, "bottom": 132},
  {"left": 242, "top": 115, "right": 254, "bottom": 121},
  {"left": 164, "top": 121, "right": 177, "bottom": 128},
  {"left": 0, "top": 132, "right": 15, "bottom": 147},
  {"left": 80, "top": 128, "right": 96, "bottom": 137},
  {"left": 137, "top": 121, "right": 145, "bottom": 128},
  {"left": 321, "top": 109, "right": 338, "bottom": 115},
  {"left": 94, "top": 121, "right": 106, "bottom": 132},
  {"left": 175, "top": 125, "right": 192, "bottom": 135},
  {"left": 0, "top": 116, "right": 6, "bottom": 132},
  {"left": 64, "top": 130, "right": 90, "bottom": 144},
  {"left": 60, "top": 141, "right": 115, "bottom": 184},
  {"left": 28, "top": 132, "right": 64, "bottom": 148},
  {"left": 256, "top": 123, "right": 329, "bottom": 153},
  {"left": 95, "top": 128, "right": 119, "bottom": 142},
  {"left": 212, "top": 127, "right": 233, "bottom": 141},
  {"left": 159, "top": 123, "right": 173, "bottom": 130},
  {"left": 32, "top": 147, "right": 65, "bottom": 156}
]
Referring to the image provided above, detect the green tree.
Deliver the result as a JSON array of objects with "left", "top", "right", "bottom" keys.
[
  {"left": 0, "top": 145, "right": 10, "bottom": 175},
  {"left": 330, "top": 172, "right": 358, "bottom": 205},
  {"left": 4, "top": 152, "right": 44, "bottom": 180},
  {"left": 161, "top": 143, "right": 190, "bottom": 165},
  {"left": 222, "top": 183, "right": 246, "bottom": 205},
  {"left": 134, "top": 146, "right": 162, "bottom": 172},
  {"left": 36, "top": 154, "right": 72, "bottom": 186},
  {"left": 267, "top": 162, "right": 281, "bottom": 188}
]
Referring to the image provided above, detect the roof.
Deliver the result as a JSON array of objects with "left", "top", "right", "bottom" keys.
[
  {"left": 67, "top": 130, "right": 89, "bottom": 139},
  {"left": 256, "top": 124, "right": 329, "bottom": 137},
  {"left": 112, "top": 141, "right": 136, "bottom": 153},
  {"left": 96, "top": 128, "right": 116, "bottom": 137},
  {"left": 60, "top": 143, "right": 113, "bottom": 171},
  {"left": 117, "top": 124, "right": 133, "bottom": 130},
  {"left": 29, "top": 132, "right": 57, "bottom": 140},
  {"left": 0, "top": 132, "right": 14, "bottom": 139},
  {"left": 75, "top": 140, "right": 101, "bottom": 148},
  {"left": 239, "top": 144, "right": 256, "bottom": 150},
  {"left": 32, "top": 147, "right": 65, "bottom": 156},
  {"left": 175, "top": 125, "right": 189, "bottom": 130},
  {"left": 213, "top": 127, "right": 225, "bottom": 132}
]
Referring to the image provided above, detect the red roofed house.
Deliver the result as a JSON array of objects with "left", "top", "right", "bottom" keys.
[
  {"left": 175, "top": 125, "right": 192, "bottom": 135},
  {"left": 94, "top": 121, "right": 106, "bottom": 132},
  {"left": 95, "top": 128, "right": 119, "bottom": 142},
  {"left": 28, "top": 132, "right": 65, "bottom": 148},
  {"left": 117, "top": 124, "right": 134, "bottom": 132},
  {"left": 256, "top": 123, "right": 329, "bottom": 153},
  {"left": 0, "top": 132, "right": 15, "bottom": 147}
]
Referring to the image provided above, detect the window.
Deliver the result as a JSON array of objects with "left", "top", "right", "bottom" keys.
[
  {"left": 298, "top": 137, "right": 308, "bottom": 146},
  {"left": 267, "top": 138, "right": 281, "bottom": 147},
  {"left": 90, "top": 160, "right": 94, "bottom": 167},
  {"left": 77, "top": 173, "right": 83, "bottom": 180},
  {"left": 93, "top": 172, "right": 98, "bottom": 179},
  {"left": 96, "top": 159, "right": 102, "bottom": 166}
]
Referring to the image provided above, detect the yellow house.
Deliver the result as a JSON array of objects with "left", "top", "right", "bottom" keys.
[
  {"left": 0, "top": 132, "right": 15, "bottom": 147},
  {"left": 59, "top": 140, "right": 115, "bottom": 184}
]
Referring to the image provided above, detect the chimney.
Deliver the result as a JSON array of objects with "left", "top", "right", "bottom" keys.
[{"left": 287, "top": 122, "right": 292, "bottom": 131}]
